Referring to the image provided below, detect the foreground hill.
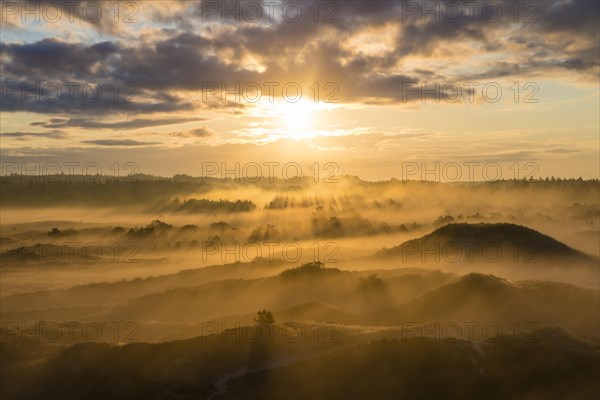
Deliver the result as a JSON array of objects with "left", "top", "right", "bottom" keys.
[
  {"left": 225, "top": 329, "right": 599, "bottom": 400},
  {"left": 1, "top": 327, "right": 597, "bottom": 400}
]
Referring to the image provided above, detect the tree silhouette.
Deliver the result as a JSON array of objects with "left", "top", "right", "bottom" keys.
[{"left": 254, "top": 309, "right": 275, "bottom": 324}]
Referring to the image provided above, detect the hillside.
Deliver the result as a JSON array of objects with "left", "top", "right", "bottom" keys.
[
  {"left": 2, "top": 327, "right": 597, "bottom": 400},
  {"left": 3, "top": 267, "right": 598, "bottom": 344},
  {"left": 381, "top": 273, "right": 600, "bottom": 343},
  {"left": 371, "top": 223, "right": 599, "bottom": 285},
  {"left": 225, "top": 329, "right": 600, "bottom": 399},
  {"left": 377, "top": 223, "right": 593, "bottom": 262}
]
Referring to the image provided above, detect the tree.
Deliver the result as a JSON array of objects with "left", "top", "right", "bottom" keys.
[{"left": 254, "top": 309, "right": 275, "bottom": 324}]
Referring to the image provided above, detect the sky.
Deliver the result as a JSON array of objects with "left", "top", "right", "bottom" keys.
[{"left": 1, "top": 0, "right": 599, "bottom": 180}]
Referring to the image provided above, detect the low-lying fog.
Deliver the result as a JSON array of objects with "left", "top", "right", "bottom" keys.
[{"left": 1, "top": 176, "right": 598, "bottom": 399}]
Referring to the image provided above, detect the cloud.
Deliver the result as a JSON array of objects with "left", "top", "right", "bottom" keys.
[
  {"left": 0, "top": 78, "right": 193, "bottom": 115},
  {"left": 0, "top": 38, "right": 118, "bottom": 80},
  {"left": 169, "top": 126, "right": 215, "bottom": 138},
  {"left": 0, "top": 130, "right": 67, "bottom": 140},
  {"left": 82, "top": 139, "right": 161, "bottom": 147},
  {"left": 0, "top": 0, "right": 597, "bottom": 116},
  {"left": 7, "top": 1, "right": 139, "bottom": 36},
  {"left": 545, "top": 148, "right": 580, "bottom": 154},
  {"left": 538, "top": 0, "right": 600, "bottom": 35},
  {"left": 31, "top": 117, "right": 205, "bottom": 130}
]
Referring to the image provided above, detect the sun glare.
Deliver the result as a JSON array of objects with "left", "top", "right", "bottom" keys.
[
  {"left": 272, "top": 100, "right": 315, "bottom": 138},
  {"left": 251, "top": 99, "right": 341, "bottom": 141}
]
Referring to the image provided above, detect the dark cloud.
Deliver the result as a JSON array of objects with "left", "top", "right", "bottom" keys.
[
  {"left": 537, "top": 0, "right": 600, "bottom": 35},
  {"left": 0, "top": 0, "right": 597, "bottom": 116},
  {"left": 0, "top": 77, "right": 193, "bottom": 115},
  {"left": 113, "top": 33, "right": 258, "bottom": 91},
  {"left": 1, "top": 38, "right": 118, "bottom": 80}
]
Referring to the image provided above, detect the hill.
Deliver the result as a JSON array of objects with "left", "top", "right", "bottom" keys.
[
  {"left": 371, "top": 223, "right": 599, "bottom": 284},
  {"left": 379, "top": 273, "right": 600, "bottom": 343},
  {"left": 225, "top": 329, "right": 600, "bottom": 399},
  {"left": 2, "top": 327, "right": 597, "bottom": 400}
]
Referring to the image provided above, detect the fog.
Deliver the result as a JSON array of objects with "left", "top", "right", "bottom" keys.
[{"left": 1, "top": 175, "right": 599, "bottom": 399}]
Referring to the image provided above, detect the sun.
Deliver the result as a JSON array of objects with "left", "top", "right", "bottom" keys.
[
  {"left": 253, "top": 99, "right": 339, "bottom": 140},
  {"left": 273, "top": 100, "right": 315, "bottom": 138}
]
